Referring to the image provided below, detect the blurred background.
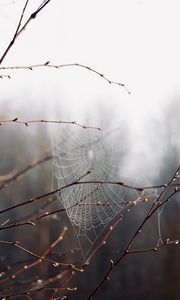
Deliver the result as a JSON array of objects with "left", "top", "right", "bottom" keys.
[{"left": 0, "top": 0, "right": 180, "bottom": 299}]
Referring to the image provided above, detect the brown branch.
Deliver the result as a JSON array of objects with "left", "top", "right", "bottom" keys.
[
  {"left": 0, "top": 188, "right": 152, "bottom": 231},
  {"left": 164, "top": 238, "right": 180, "bottom": 246},
  {"left": 0, "top": 264, "right": 71, "bottom": 295},
  {"left": 10, "top": 195, "right": 57, "bottom": 224},
  {"left": 0, "top": 173, "right": 89, "bottom": 216},
  {"left": 1, "top": 174, "right": 178, "bottom": 218},
  {"left": 0, "top": 228, "right": 67, "bottom": 285},
  {"left": 2, "top": 285, "right": 77, "bottom": 299},
  {"left": 82, "top": 191, "right": 153, "bottom": 267},
  {"left": 0, "top": 153, "right": 52, "bottom": 191},
  {"left": 127, "top": 247, "right": 158, "bottom": 254},
  {"left": 0, "top": 239, "right": 81, "bottom": 272},
  {"left": 0, "top": 62, "right": 131, "bottom": 93},
  {"left": 0, "top": 117, "right": 101, "bottom": 130},
  {"left": 87, "top": 166, "right": 180, "bottom": 299}
]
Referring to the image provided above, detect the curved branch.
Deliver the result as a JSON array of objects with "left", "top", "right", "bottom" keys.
[{"left": 0, "top": 62, "right": 131, "bottom": 93}]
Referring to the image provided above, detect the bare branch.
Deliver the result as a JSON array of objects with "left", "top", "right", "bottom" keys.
[
  {"left": 0, "top": 238, "right": 81, "bottom": 272},
  {"left": 0, "top": 152, "right": 52, "bottom": 191},
  {"left": 17, "top": 0, "right": 52, "bottom": 37},
  {"left": 0, "top": 62, "right": 131, "bottom": 93},
  {"left": 0, "top": 117, "right": 101, "bottom": 130},
  {"left": 0, "top": 0, "right": 29, "bottom": 64},
  {"left": 0, "top": 192, "right": 151, "bottom": 231},
  {"left": 0, "top": 228, "right": 67, "bottom": 285},
  {"left": 87, "top": 166, "right": 180, "bottom": 299},
  {"left": 1, "top": 172, "right": 179, "bottom": 218},
  {"left": 2, "top": 285, "right": 77, "bottom": 299},
  {"left": 0, "top": 0, "right": 53, "bottom": 65}
]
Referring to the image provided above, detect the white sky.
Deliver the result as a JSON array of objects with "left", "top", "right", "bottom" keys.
[{"left": 0, "top": 0, "right": 180, "bottom": 180}]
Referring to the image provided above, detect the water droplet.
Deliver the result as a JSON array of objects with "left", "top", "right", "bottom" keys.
[{"left": 53, "top": 262, "right": 59, "bottom": 267}]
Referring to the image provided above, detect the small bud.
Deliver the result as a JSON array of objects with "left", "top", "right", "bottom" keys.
[
  {"left": 53, "top": 262, "right": 59, "bottom": 267},
  {"left": 106, "top": 276, "right": 110, "bottom": 280},
  {"left": 110, "top": 259, "right": 114, "bottom": 267}
]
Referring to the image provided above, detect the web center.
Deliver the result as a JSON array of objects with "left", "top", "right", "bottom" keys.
[{"left": 87, "top": 149, "right": 95, "bottom": 169}]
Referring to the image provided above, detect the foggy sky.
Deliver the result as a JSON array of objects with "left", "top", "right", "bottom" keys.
[{"left": 0, "top": 0, "right": 180, "bottom": 182}]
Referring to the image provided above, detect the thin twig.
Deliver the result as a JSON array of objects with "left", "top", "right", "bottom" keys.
[
  {"left": 0, "top": 228, "right": 68, "bottom": 284},
  {"left": 0, "top": 175, "right": 179, "bottom": 217},
  {"left": 2, "top": 285, "right": 77, "bottom": 299},
  {"left": 17, "top": 0, "right": 52, "bottom": 37},
  {"left": 0, "top": 62, "right": 131, "bottom": 93},
  {"left": 0, "top": 192, "right": 151, "bottom": 231},
  {"left": 0, "top": 153, "right": 52, "bottom": 191},
  {"left": 87, "top": 166, "right": 180, "bottom": 299},
  {"left": 0, "top": 239, "right": 80, "bottom": 272},
  {"left": 0, "top": 0, "right": 29, "bottom": 64},
  {"left": 0, "top": 0, "right": 52, "bottom": 65},
  {"left": 0, "top": 117, "right": 101, "bottom": 130}
]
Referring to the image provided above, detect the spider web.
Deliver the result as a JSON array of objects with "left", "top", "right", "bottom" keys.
[{"left": 51, "top": 124, "right": 128, "bottom": 263}]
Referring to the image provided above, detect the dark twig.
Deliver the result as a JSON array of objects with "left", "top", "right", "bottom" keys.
[
  {"left": 0, "top": 0, "right": 53, "bottom": 65},
  {"left": 2, "top": 285, "right": 77, "bottom": 299},
  {"left": 0, "top": 0, "right": 29, "bottom": 65},
  {"left": 0, "top": 175, "right": 179, "bottom": 218},
  {"left": 0, "top": 192, "right": 151, "bottom": 231},
  {"left": 16, "top": 0, "right": 52, "bottom": 37},
  {"left": 87, "top": 166, "right": 180, "bottom": 299}
]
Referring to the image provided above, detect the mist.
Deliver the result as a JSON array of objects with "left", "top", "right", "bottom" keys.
[{"left": 0, "top": 1, "right": 180, "bottom": 299}]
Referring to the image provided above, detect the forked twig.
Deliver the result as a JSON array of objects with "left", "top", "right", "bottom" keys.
[
  {"left": 0, "top": 0, "right": 52, "bottom": 65},
  {"left": 0, "top": 193, "right": 151, "bottom": 231},
  {"left": 0, "top": 228, "right": 68, "bottom": 284},
  {"left": 0, "top": 0, "right": 29, "bottom": 64},
  {"left": 0, "top": 238, "right": 81, "bottom": 272},
  {"left": 86, "top": 166, "right": 180, "bottom": 299},
  {"left": 1, "top": 175, "right": 179, "bottom": 218}
]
